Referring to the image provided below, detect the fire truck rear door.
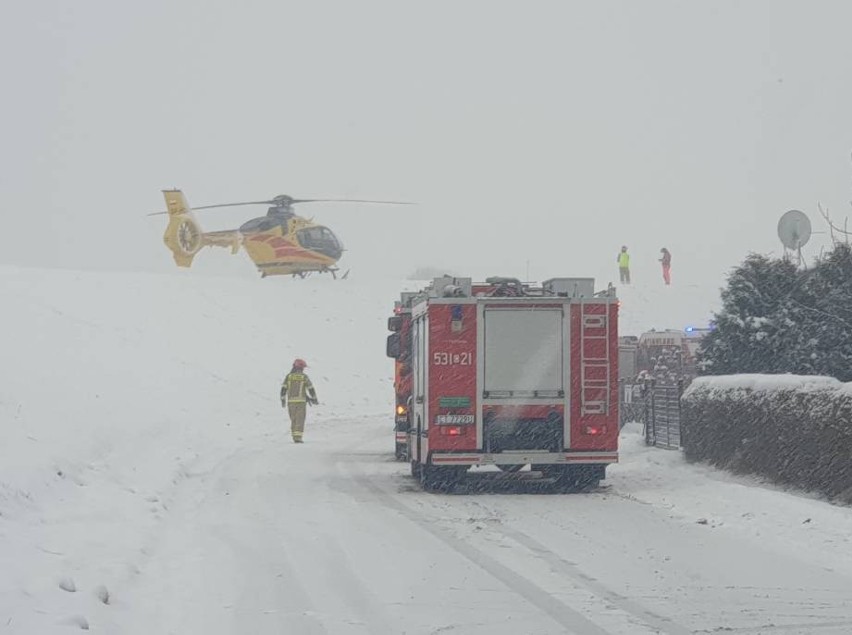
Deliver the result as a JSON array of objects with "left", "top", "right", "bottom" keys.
[{"left": 482, "top": 307, "right": 564, "bottom": 397}]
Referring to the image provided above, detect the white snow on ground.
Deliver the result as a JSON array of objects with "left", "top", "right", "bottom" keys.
[
  {"left": 686, "top": 374, "right": 844, "bottom": 394},
  {"left": 2, "top": 266, "right": 851, "bottom": 634}
]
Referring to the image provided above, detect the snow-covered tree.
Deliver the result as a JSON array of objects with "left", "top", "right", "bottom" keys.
[
  {"left": 794, "top": 243, "right": 852, "bottom": 379},
  {"left": 698, "top": 254, "right": 798, "bottom": 375},
  {"left": 698, "top": 244, "right": 852, "bottom": 381}
]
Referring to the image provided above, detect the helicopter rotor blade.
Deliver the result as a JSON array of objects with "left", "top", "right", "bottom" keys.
[
  {"left": 191, "top": 200, "right": 275, "bottom": 211},
  {"left": 147, "top": 196, "right": 413, "bottom": 216},
  {"left": 146, "top": 200, "right": 275, "bottom": 216},
  {"left": 290, "top": 198, "right": 414, "bottom": 205}
]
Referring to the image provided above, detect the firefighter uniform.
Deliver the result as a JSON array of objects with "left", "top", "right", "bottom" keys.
[{"left": 280, "top": 361, "right": 317, "bottom": 443}]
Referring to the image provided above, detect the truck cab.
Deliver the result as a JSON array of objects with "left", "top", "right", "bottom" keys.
[{"left": 387, "top": 293, "right": 415, "bottom": 460}]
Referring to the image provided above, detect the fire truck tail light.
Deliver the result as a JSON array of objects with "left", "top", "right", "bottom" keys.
[
  {"left": 440, "top": 426, "right": 462, "bottom": 436},
  {"left": 584, "top": 425, "right": 607, "bottom": 436}
]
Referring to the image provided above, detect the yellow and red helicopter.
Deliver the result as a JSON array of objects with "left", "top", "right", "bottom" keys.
[{"left": 149, "top": 189, "right": 410, "bottom": 278}]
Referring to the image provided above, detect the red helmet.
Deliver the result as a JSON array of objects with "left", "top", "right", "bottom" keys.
[{"left": 293, "top": 358, "right": 307, "bottom": 369}]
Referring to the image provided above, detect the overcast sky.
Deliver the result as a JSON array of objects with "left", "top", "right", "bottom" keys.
[{"left": 2, "top": 0, "right": 851, "bottom": 290}]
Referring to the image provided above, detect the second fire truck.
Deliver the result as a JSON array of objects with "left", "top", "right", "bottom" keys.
[
  {"left": 388, "top": 292, "right": 416, "bottom": 460},
  {"left": 387, "top": 275, "right": 619, "bottom": 491}
]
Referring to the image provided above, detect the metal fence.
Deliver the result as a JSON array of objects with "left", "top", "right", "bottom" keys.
[
  {"left": 644, "top": 381, "right": 683, "bottom": 450},
  {"left": 619, "top": 380, "right": 646, "bottom": 427},
  {"left": 619, "top": 379, "right": 683, "bottom": 450}
]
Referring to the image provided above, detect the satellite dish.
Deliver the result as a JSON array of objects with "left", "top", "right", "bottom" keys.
[{"left": 777, "top": 210, "right": 812, "bottom": 250}]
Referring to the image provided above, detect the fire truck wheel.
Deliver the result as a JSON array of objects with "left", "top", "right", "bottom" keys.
[
  {"left": 537, "top": 465, "right": 566, "bottom": 481},
  {"left": 573, "top": 465, "right": 604, "bottom": 491},
  {"left": 546, "top": 466, "right": 603, "bottom": 492},
  {"left": 410, "top": 460, "right": 419, "bottom": 478},
  {"left": 394, "top": 443, "right": 407, "bottom": 461},
  {"left": 574, "top": 477, "right": 601, "bottom": 491},
  {"left": 420, "top": 465, "right": 465, "bottom": 492},
  {"left": 537, "top": 465, "right": 580, "bottom": 492}
]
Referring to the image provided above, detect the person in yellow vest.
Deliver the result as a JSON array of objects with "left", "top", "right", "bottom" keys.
[
  {"left": 280, "top": 358, "right": 318, "bottom": 443},
  {"left": 617, "top": 245, "right": 631, "bottom": 284}
]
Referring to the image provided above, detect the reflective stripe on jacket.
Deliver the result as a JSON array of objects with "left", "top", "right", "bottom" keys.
[{"left": 282, "top": 372, "right": 315, "bottom": 403}]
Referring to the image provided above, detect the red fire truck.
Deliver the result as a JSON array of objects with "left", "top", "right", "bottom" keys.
[
  {"left": 387, "top": 292, "right": 416, "bottom": 460},
  {"left": 387, "top": 275, "right": 619, "bottom": 491}
]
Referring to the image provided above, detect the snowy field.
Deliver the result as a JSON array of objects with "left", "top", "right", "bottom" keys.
[{"left": 2, "top": 266, "right": 852, "bottom": 634}]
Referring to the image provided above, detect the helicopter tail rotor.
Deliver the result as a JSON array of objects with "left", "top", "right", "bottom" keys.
[{"left": 160, "top": 190, "right": 203, "bottom": 267}]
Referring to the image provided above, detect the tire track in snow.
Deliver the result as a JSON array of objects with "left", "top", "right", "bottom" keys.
[
  {"left": 498, "top": 524, "right": 691, "bottom": 635},
  {"left": 335, "top": 423, "right": 685, "bottom": 632},
  {"left": 698, "top": 619, "right": 852, "bottom": 633},
  {"left": 319, "top": 536, "right": 399, "bottom": 634},
  {"left": 457, "top": 497, "right": 691, "bottom": 635},
  {"left": 310, "top": 459, "right": 402, "bottom": 634},
  {"left": 210, "top": 521, "right": 331, "bottom": 635},
  {"left": 350, "top": 472, "right": 610, "bottom": 635}
]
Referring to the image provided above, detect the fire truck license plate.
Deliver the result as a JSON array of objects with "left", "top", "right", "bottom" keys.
[{"left": 436, "top": 415, "right": 475, "bottom": 424}]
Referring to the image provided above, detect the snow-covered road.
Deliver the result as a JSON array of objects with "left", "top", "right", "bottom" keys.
[
  {"left": 2, "top": 267, "right": 852, "bottom": 634},
  {"left": 108, "top": 418, "right": 852, "bottom": 635}
]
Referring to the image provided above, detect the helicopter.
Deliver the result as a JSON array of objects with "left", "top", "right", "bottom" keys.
[{"left": 149, "top": 189, "right": 411, "bottom": 278}]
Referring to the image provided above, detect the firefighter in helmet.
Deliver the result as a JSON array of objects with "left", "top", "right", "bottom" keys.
[{"left": 280, "top": 358, "right": 318, "bottom": 443}]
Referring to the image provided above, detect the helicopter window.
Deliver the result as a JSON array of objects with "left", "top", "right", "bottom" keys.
[
  {"left": 298, "top": 227, "right": 339, "bottom": 246},
  {"left": 301, "top": 228, "right": 323, "bottom": 242},
  {"left": 296, "top": 226, "right": 343, "bottom": 258}
]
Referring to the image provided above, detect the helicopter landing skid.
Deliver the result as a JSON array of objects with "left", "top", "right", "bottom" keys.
[{"left": 286, "top": 267, "right": 345, "bottom": 280}]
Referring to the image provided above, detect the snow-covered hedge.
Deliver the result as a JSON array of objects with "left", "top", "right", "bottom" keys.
[{"left": 682, "top": 375, "right": 852, "bottom": 503}]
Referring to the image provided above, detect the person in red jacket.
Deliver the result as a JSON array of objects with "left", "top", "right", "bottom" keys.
[{"left": 659, "top": 248, "right": 672, "bottom": 285}]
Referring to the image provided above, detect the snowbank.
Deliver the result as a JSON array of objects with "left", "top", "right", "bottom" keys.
[
  {"left": 682, "top": 373, "right": 852, "bottom": 503},
  {"left": 685, "top": 373, "right": 842, "bottom": 394},
  {"left": 0, "top": 266, "right": 410, "bottom": 633}
]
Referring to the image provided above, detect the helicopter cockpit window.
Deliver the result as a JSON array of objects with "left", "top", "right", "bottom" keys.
[{"left": 296, "top": 226, "right": 343, "bottom": 259}]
